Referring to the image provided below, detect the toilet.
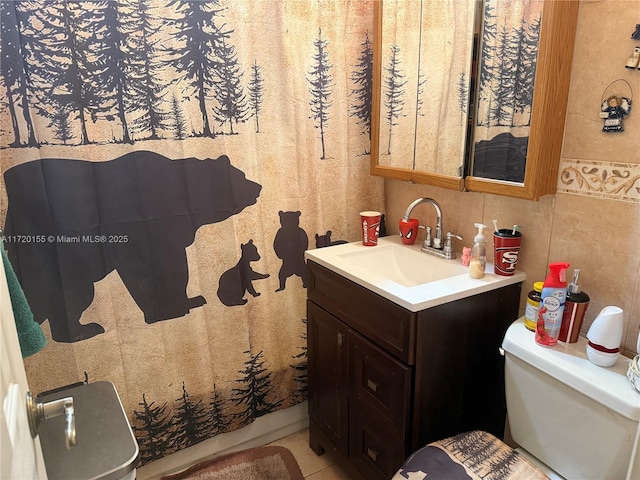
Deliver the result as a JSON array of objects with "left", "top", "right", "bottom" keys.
[{"left": 502, "top": 318, "right": 640, "bottom": 480}]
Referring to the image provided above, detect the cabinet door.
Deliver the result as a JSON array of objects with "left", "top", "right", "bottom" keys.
[
  {"left": 411, "top": 283, "right": 521, "bottom": 449},
  {"left": 307, "top": 301, "right": 349, "bottom": 453},
  {"left": 465, "top": 0, "right": 579, "bottom": 199}
]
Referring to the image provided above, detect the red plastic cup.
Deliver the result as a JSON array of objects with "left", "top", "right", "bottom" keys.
[
  {"left": 399, "top": 218, "right": 419, "bottom": 245},
  {"left": 360, "top": 211, "right": 381, "bottom": 246},
  {"left": 493, "top": 229, "right": 522, "bottom": 276}
]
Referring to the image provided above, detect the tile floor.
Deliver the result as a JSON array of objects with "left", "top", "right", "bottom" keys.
[{"left": 267, "top": 428, "right": 353, "bottom": 480}]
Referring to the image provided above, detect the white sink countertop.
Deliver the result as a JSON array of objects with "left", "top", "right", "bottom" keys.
[{"left": 305, "top": 235, "right": 527, "bottom": 312}]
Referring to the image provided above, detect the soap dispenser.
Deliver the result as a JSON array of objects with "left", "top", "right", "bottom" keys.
[{"left": 469, "top": 223, "right": 486, "bottom": 279}]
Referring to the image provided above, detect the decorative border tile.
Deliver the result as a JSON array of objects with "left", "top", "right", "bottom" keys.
[{"left": 557, "top": 158, "right": 640, "bottom": 203}]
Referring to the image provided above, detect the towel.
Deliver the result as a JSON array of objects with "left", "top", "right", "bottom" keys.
[{"left": 2, "top": 248, "right": 47, "bottom": 357}]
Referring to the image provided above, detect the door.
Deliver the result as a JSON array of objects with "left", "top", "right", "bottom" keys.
[
  {"left": 307, "top": 300, "right": 349, "bottom": 453},
  {"left": 1, "top": 254, "right": 48, "bottom": 479}
]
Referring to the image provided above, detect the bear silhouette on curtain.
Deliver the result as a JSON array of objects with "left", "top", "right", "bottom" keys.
[{"left": 3, "top": 151, "right": 262, "bottom": 343}]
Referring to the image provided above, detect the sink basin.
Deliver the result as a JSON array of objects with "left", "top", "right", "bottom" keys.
[
  {"left": 337, "top": 244, "right": 467, "bottom": 287},
  {"left": 305, "top": 235, "right": 526, "bottom": 312}
]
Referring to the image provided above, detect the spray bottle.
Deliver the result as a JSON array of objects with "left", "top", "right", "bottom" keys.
[
  {"left": 469, "top": 223, "right": 487, "bottom": 279},
  {"left": 535, "top": 262, "right": 570, "bottom": 347}
]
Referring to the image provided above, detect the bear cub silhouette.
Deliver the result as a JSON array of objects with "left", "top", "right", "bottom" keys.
[
  {"left": 217, "top": 240, "right": 270, "bottom": 306},
  {"left": 273, "top": 211, "right": 308, "bottom": 291},
  {"left": 3, "top": 151, "right": 262, "bottom": 343},
  {"left": 315, "top": 230, "right": 348, "bottom": 248}
]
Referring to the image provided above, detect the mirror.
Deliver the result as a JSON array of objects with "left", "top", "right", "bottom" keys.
[
  {"left": 469, "top": 0, "right": 543, "bottom": 184},
  {"left": 371, "top": 0, "right": 477, "bottom": 189}
]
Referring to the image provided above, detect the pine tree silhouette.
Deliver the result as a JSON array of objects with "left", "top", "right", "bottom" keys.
[
  {"left": 514, "top": 15, "right": 540, "bottom": 126},
  {"left": 457, "top": 72, "right": 468, "bottom": 126},
  {"left": 382, "top": 44, "right": 406, "bottom": 155},
  {"left": 477, "top": 0, "right": 498, "bottom": 126},
  {"left": 349, "top": 31, "right": 373, "bottom": 150},
  {"left": 170, "top": 382, "right": 211, "bottom": 450},
  {"left": 248, "top": 59, "right": 265, "bottom": 133},
  {"left": 49, "top": 106, "right": 74, "bottom": 145},
  {"left": 168, "top": 92, "right": 188, "bottom": 139},
  {"left": 60, "top": 1, "right": 110, "bottom": 144},
  {"left": 118, "top": 0, "right": 170, "bottom": 141},
  {"left": 416, "top": 71, "right": 427, "bottom": 118},
  {"left": 132, "top": 393, "right": 175, "bottom": 464},
  {"left": 74, "top": 1, "right": 132, "bottom": 143},
  {"left": 206, "top": 383, "right": 233, "bottom": 436},
  {"left": 14, "top": 1, "right": 83, "bottom": 145},
  {"left": 487, "top": 448, "right": 522, "bottom": 477},
  {"left": 0, "top": 1, "right": 37, "bottom": 147},
  {"left": 290, "top": 318, "right": 308, "bottom": 404},
  {"left": 232, "top": 345, "right": 284, "bottom": 427},
  {"left": 307, "top": 28, "right": 334, "bottom": 160},
  {"left": 212, "top": 36, "right": 248, "bottom": 135},
  {"left": 167, "top": 0, "right": 231, "bottom": 138},
  {"left": 495, "top": 25, "right": 519, "bottom": 126}
]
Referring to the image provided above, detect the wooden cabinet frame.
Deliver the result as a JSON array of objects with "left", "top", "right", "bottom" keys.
[{"left": 371, "top": 0, "right": 580, "bottom": 200}]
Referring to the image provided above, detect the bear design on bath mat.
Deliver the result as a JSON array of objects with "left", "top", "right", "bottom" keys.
[
  {"left": 217, "top": 239, "right": 270, "bottom": 306},
  {"left": 315, "top": 230, "right": 348, "bottom": 248},
  {"left": 273, "top": 211, "right": 308, "bottom": 291},
  {"left": 3, "top": 151, "right": 262, "bottom": 343}
]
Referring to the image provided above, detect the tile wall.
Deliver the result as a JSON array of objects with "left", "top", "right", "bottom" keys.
[{"left": 384, "top": 0, "right": 640, "bottom": 356}]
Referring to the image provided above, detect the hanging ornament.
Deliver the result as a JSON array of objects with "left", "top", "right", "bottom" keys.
[
  {"left": 625, "top": 46, "right": 640, "bottom": 69},
  {"left": 599, "top": 79, "right": 633, "bottom": 133}
]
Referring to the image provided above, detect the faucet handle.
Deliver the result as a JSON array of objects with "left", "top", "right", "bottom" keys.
[
  {"left": 422, "top": 226, "right": 432, "bottom": 248},
  {"left": 444, "top": 232, "right": 463, "bottom": 259}
]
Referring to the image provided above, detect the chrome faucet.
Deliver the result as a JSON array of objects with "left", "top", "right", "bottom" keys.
[{"left": 403, "top": 197, "right": 462, "bottom": 259}]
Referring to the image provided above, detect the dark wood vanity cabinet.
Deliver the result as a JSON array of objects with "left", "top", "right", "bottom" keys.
[{"left": 307, "top": 260, "right": 522, "bottom": 480}]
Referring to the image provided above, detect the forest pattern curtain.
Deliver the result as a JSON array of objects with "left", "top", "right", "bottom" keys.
[
  {"left": 0, "top": 0, "right": 384, "bottom": 464},
  {"left": 472, "top": 0, "right": 542, "bottom": 182}
]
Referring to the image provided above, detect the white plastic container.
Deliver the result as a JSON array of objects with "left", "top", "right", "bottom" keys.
[{"left": 586, "top": 306, "right": 624, "bottom": 367}]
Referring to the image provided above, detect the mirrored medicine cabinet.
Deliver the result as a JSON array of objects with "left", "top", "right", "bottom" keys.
[{"left": 370, "top": 0, "right": 579, "bottom": 200}]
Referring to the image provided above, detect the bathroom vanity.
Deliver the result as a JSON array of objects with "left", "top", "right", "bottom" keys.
[{"left": 305, "top": 237, "right": 525, "bottom": 480}]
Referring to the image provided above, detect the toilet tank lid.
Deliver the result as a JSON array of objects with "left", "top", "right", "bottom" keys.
[{"left": 502, "top": 318, "right": 640, "bottom": 422}]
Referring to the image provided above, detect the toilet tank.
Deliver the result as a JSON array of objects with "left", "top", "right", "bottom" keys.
[{"left": 502, "top": 319, "right": 640, "bottom": 480}]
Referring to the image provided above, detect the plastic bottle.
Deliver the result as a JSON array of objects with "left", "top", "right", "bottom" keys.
[
  {"left": 524, "top": 281, "right": 543, "bottom": 332},
  {"left": 559, "top": 269, "right": 590, "bottom": 343},
  {"left": 535, "top": 262, "right": 570, "bottom": 347},
  {"left": 469, "top": 223, "right": 486, "bottom": 279}
]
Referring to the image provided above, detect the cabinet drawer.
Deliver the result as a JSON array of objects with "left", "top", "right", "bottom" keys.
[
  {"left": 349, "top": 402, "right": 408, "bottom": 480},
  {"left": 308, "top": 261, "right": 416, "bottom": 364},
  {"left": 349, "top": 331, "right": 412, "bottom": 432}
]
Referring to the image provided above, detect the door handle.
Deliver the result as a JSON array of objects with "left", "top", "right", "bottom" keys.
[
  {"left": 367, "top": 447, "right": 379, "bottom": 461},
  {"left": 26, "top": 391, "right": 77, "bottom": 449}
]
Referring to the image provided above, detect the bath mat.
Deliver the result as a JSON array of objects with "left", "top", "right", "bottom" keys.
[{"left": 161, "top": 445, "right": 305, "bottom": 480}]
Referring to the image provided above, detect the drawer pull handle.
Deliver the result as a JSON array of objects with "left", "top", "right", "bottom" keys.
[
  {"left": 366, "top": 379, "right": 378, "bottom": 392},
  {"left": 337, "top": 332, "right": 345, "bottom": 346},
  {"left": 367, "top": 448, "right": 378, "bottom": 461}
]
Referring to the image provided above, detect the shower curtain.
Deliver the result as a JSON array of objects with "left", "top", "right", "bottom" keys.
[{"left": 0, "top": 0, "right": 384, "bottom": 464}]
